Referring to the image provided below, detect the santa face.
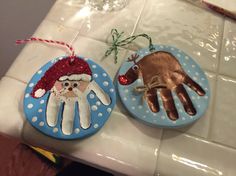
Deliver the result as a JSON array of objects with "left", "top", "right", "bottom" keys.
[{"left": 52, "top": 79, "right": 90, "bottom": 101}]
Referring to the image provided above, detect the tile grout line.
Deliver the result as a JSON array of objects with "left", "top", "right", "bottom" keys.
[
  {"left": 206, "top": 17, "right": 226, "bottom": 140},
  {"left": 153, "top": 129, "right": 165, "bottom": 176}
]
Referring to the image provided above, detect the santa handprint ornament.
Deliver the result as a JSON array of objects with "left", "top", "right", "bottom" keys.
[
  {"left": 106, "top": 29, "right": 210, "bottom": 128},
  {"left": 19, "top": 38, "right": 116, "bottom": 139}
]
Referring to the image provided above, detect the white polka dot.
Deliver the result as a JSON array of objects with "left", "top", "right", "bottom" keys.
[
  {"left": 58, "top": 56, "right": 64, "bottom": 60},
  {"left": 103, "top": 81, "right": 109, "bottom": 86},
  {"left": 110, "top": 88, "right": 114, "bottom": 93},
  {"left": 92, "top": 65, "right": 97, "bottom": 68},
  {"left": 102, "top": 73, "right": 107, "bottom": 77},
  {"left": 204, "top": 87, "right": 208, "bottom": 91},
  {"left": 137, "top": 79, "right": 142, "bottom": 84},
  {"left": 107, "top": 108, "right": 112, "bottom": 113},
  {"left": 161, "top": 116, "right": 165, "bottom": 119},
  {"left": 37, "top": 70, "right": 42, "bottom": 74},
  {"left": 32, "top": 116, "right": 37, "bottom": 122},
  {"left": 198, "top": 105, "right": 201, "bottom": 108},
  {"left": 143, "top": 115, "right": 146, "bottom": 118},
  {"left": 192, "top": 65, "right": 196, "bottom": 68},
  {"left": 201, "top": 78, "right": 205, "bottom": 81},
  {"left": 93, "top": 74, "right": 98, "bottom": 78},
  {"left": 138, "top": 105, "right": 142, "bottom": 109},
  {"left": 146, "top": 110, "right": 149, "bottom": 113},
  {"left": 179, "top": 109, "right": 183, "bottom": 113},
  {"left": 153, "top": 113, "right": 157, "bottom": 116},
  {"left": 174, "top": 95, "right": 178, "bottom": 99},
  {"left": 204, "top": 96, "right": 208, "bottom": 99},
  {"left": 183, "top": 63, "right": 186, "bottom": 66},
  {"left": 39, "top": 121, "right": 44, "bottom": 126},
  {"left": 195, "top": 72, "right": 199, "bottom": 76},
  {"left": 187, "top": 87, "right": 191, "bottom": 91},
  {"left": 172, "top": 121, "right": 176, "bottom": 124},
  {"left": 29, "top": 83, "right": 34, "bottom": 87},
  {"left": 38, "top": 109, "right": 43, "bottom": 113},
  {"left": 123, "top": 97, "right": 127, "bottom": 101},
  {"left": 131, "top": 106, "right": 135, "bottom": 110},
  {"left": 98, "top": 113, "right": 103, "bottom": 117},
  {"left": 40, "top": 100, "right": 45, "bottom": 104},
  {"left": 160, "top": 105, "right": 164, "bottom": 109},
  {"left": 176, "top": 103, "right": 180, "bottom": 106},
  {"left": 160, "top": 45, "right": 164, "bottom": 48},
  {"left": 90, "top": 94, "right": 95, "bottom": 99},
  {"left": 27, "top": 104, "right": 33, "bottom": 109},
  {"left": 25, "top": 93, "right": 30, "bottom": 98},
  {"left": 185, "top": 56, "right": 189, "bottom": 60},
  {"left": 193, "top": 76, "right": 198, "bottom": 81},
  {"left": 92, "top": 105, "right": 98, "bottom": 111},
  {"left": 132, "top": 97, "right": 136, "bottom": 101},
  {"left": 182, "top": 117, "right": 186, "bottom": 120},
  {"left": 124, "top": 89, "right": 129, "bottom": 93},
  {"left": 53, "top": 128, "right": 58, "bottom": 133},
  {"left": 191, "top": 96, "right": 196, "bottom": 100},
  {"left": 187, "top": 70, "right": 191, "bottom": 73},
  {"left": 190, "top": 116, "right": 193, "bottom": 119},
  {"left": 94, "top": 124, "right": 99, "bottom": 128},
  {"left": 74, "top": 128, "right": 80, "bottom": 134},
  {"left": 177, "top": 54, "right": 181, "bottom": 57},
  {"left": 171, "top": 47, "right": 175, "bottom": 51},
  {"left": 96, "top": 101, "right": 101, "bottom": 106}
]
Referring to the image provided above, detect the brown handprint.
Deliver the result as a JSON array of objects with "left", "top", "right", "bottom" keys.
[{"left": 118, "top": 51, "right": 205, "bottom": 120}]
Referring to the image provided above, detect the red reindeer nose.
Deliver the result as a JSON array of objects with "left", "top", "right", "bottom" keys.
[{"left": 118, "top": 75, "right": 129, "bottom": 85}]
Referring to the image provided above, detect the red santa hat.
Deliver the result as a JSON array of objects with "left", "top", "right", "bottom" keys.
[{"left": 31, "top": 57, "right": 92, "bottom": 98}]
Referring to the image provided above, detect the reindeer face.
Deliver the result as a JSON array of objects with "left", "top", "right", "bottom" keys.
[{"left": 118, "top": 54, "right": 140, "bottom": 85}]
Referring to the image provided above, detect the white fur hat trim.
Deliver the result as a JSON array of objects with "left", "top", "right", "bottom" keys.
[{"left": 59, "top": 74, "right": 91, "bottom": 81}]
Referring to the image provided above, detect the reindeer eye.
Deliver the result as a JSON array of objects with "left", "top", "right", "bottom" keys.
[{"left": 132, "top": 65, "right": 139, "bottom": 70}]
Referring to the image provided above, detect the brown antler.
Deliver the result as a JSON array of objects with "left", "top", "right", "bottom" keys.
[{"left": 127, "top": 53, "right": 139, "bottom": 63}]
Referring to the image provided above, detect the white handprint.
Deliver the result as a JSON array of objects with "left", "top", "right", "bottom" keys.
[{"left": 46, "top": 79, "right": 110, "bottom": 135}]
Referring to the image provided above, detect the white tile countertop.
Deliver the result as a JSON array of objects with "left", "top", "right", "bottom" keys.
[{"left": 1, "top": 0, "right": 236, "bottom": 175}]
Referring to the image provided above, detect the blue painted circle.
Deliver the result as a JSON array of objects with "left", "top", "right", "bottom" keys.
[
  {"left": 117, "top": 45, "right": 210, "bottom": 128},
  {"left": 24, "top": 56, "right": 116, "bottom": 139}
]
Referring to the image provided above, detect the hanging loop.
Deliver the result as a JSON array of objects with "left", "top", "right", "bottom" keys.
[
  {"left": 105, "top": 29, "right": 155, "bottom": 63},
  {"left": 16, "top": 37, "right": 76, "bottom": 62}
]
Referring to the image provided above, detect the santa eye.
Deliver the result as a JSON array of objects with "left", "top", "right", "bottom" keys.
[
  {"left": 132, "top": 65, "right": 139, "bottom": 70},
  {"left": 63, "top": 82, "right": 70, "bottom": 87},
  {"left": 73, "top": 82, "right": 79, "bottom": 87}
]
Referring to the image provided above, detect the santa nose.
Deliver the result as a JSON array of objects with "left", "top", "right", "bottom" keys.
[{"left": 68, "top": 87, "right": 73, "bottom": 91}]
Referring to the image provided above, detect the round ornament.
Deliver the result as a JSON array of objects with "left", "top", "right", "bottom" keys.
[
  {"left": 117, "top": 45, "right": 210, "bottom": 128},
  {"left": 18, "top": 38, "right": 116, "bottom": 139}
]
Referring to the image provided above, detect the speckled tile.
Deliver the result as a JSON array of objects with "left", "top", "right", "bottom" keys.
[
  {"left": 210, "top": 75, "right": 236, "bottom": 148},
  {"left": 6, "top": 20, "right": 78, "bottom": 83},
  {"left": 45, "top": 0, "right": 85, "bottom": 30},
  {"left": 0, "top": 77, "right": 26, "bottom": 139},
  {"left": 219, "top": 18, "right": 236, "bottom": 78},
  {"left": 156, "top": 130, "right": 236, "bottom": 176},
  {"left": 177, "top": 72, "right": 216, "bottom": 138},
  {"left": 79, "top": 0, "right": 145, "bottom": 42},
  {"left": 133, "top": 0, "right": 224, "bottom": 72},
  {"left": 72, "top": 36, "right": 128, "bottom": 80}
]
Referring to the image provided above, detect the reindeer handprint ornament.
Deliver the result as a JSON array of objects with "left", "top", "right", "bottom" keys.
[
  {"left": 117, "top": 45, "right": 210, "bottom": 128},
  {"left": 20, "top": 38, "right": 116, "bottom": 139}
]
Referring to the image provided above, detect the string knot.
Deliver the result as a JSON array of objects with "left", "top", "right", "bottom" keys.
[{"left": 134, "top": 75, "right": 166, "bottom": 103}]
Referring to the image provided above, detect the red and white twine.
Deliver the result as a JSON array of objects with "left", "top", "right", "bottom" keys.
[{"left": 16, "top": 37, "right": 76, "bottom": 60}]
